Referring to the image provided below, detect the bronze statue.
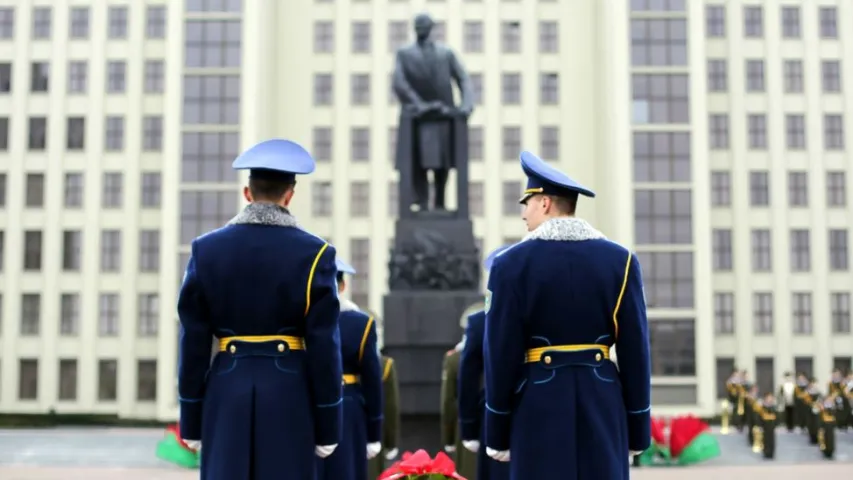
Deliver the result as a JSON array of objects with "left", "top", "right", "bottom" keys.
[{"left": 393, "top": 13, "right": 474, "bottom": 213}]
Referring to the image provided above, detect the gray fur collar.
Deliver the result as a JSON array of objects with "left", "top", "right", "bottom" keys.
[
  {"left": 228, "top": 203, "right": 300, "bottom": 228},
  {"left": 340, "top": 298, "right": 360, "bottom": 312},
  {"left": 523, "top": 217, "right": 606, "bottom": 242}
]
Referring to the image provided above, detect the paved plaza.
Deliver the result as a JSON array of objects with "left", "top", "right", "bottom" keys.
[{"left": 0, "top": 427, "right": 850, "bottom": 479}]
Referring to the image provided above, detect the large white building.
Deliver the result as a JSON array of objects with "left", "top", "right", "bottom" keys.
[{"left": 0, "top": 0, "right": 850, "bottom": 421}]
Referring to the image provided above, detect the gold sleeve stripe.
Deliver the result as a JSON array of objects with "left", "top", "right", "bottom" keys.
[
  {"left": 358, "top": 316, "right": 374, "bottom": 363},
  {"left": 612, "top": 252, "right": 632, "bottom": 340},
  {"left": 304, "top": 242, "right": 330, "bottom": 316}
]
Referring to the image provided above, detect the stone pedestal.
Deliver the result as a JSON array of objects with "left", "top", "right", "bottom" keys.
[{"left": 383, "top": 215, "right": 482, "bottom": 451}]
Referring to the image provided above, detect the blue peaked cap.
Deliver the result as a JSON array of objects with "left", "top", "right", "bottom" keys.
[
  {"left": 232, "top": 139, "right": 316, "bottom": 181},
  {"left": 518, "top": 151, "right": 595, "bottom": 204},
  {"left": 335, "top": 258, "right": 357, "bottom": 275},
  {"left": 483, "top": 244, "right": 514, "bottom": 271}
]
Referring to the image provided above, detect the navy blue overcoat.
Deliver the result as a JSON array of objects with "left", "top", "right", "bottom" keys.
[
  {"left": 483, "top": 217, "right": 651, "bottom": 480},
  {"left": 458, "top": 310, "right": 510, "bottom": 480},
  {"left": 317, "top": 299, "right": 383, "bottom": 480},
  {"left": 178, "top": 203, "right": 343, "bottom": 480}
]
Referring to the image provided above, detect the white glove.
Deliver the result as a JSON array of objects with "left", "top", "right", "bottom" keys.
[
  {"left": 443, "top": 445, "right": 456, "bottom": 453},
  {"left": 385, "top": 448, "right": 399, "bottom": 460},
  {"left": 630, "top": 450, "right": 643, "bottom": 456},
  {"left": 315, "top": 444, "right": 338, "bottom": 458},
  {"left": 182, "top": 439, "right": 201, "bottom": 451},
  {"left": 486, "top": 447, "right": 510, "bottom": 462},
  {"left": 366, "top": 442, "right": 382, "bottom": 459},
  {"left": 462, "top": 440, "right": 480, "bottom": 453}
]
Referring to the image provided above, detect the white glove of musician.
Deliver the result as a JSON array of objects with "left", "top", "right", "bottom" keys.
[
  {"left": 486, "top": 447, "right": 510, "bottom": 462},
  {"left": 630, "top": 450, "right": 643, "bottom": 456},
  {"left": 315, "top": 444, "right": 338, "bottom": 458},
  {"left": 366, "top": 442, "right": 382, "bottom": 459},
  {"left": 182, "top": 439, "right": 201, "bottom": 451},
  {"left": 462, "top": 440, "right": 480, "bottom": 453},
  {"left": 443, "top": 445, "right": 456, "bottom": 453},
  {"left": 385, "top": 448, "right": 399, "bottom": 460}
]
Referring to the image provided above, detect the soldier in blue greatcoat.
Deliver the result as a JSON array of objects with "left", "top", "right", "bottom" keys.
[
  {"left": 177, "top": 139, "right": 343, "bottom": 480},
  {"left": 458, "top": 246, "right": 513, "bottom": 480},
  {"left": 317, "top": 259, "right": 383, "bottom": 480},
  {"left": 483, "top": 151, "right": 651, "bottom": 479}
]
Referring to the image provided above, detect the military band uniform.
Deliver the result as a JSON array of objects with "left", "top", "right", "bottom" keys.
[
  {"left": 177, "top": 140, "right": 343, "bottom": 479},
  {"left": 441, "top": 346, "right": 477, "bottom": 480},
  {"left": 779, "top": 373, "right": 796, "bottom": 431},
  {"left": 367, "top": 356, "right": 401, "bottom": 480},
  {"left": 458, "top": 309, "right": 510, "bottom": 480},
  {"left": 316, "top": 268, "right": 383, "bottom": 480},
  {"left": 794, "top": 374, "right": 809, "bottom": 431},
  {"left": 483, "top": 152, "right": 651, "bottom": 479}
]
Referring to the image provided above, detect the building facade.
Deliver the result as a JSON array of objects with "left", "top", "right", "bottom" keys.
[{"left": 0, "top": 0, "right": 849, "bottom": 420}]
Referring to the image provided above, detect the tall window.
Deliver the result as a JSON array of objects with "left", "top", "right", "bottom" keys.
[
  {"left": 714, "top": 292, "right": 734, "bottom": 334},
  {"left": 750, "top": 229, "right": 772, "bottom": 271},
  {"left": 139, "top": 230, "right": 160, "bottom": 272},
  {"left": 710, "top": 171, "right": 730, "bottom": 206},
  {"left": 634, "top": 190, "right": 692, "bottom": 244},
  {"left": 98, "top": 359, "right": 118, "bottom": 401},
  {"left": 98, "top": 293, "right": 120, "bottom": 336},
  {"left": 753, "top": 292, "right": 773, "bottom": 334},
  {"left": 831, "top": 292, "right": 851, "bottom": 334},
  {"left": 790, "top": 229, "right": 810, "bottom": 272},
  {"left": 712, "top": 229, "right": 732, "bottom": 271},
  {"left": 635, "top": 252, "right": 694, "bottom": 308},
  {"left": 632, "top": 132, "right": 691, "bottom": 182},
  {"left": 60, "top": 293, "right": 80, "bottom": 336},
  {"left": 138, "top": 293, "right": 159, "bottom": 336},
  {"left": 791, "top": 292, "right": 812, "bottom": 335},
  {"left": 181, "top": 132, "right": 240, "bottom": 182},
  {"left": 184, "top": 20, "right": 242, "bottom": 67},
  {"left": 648, "top": 320, "right": 695, "bottom": 376},
  {"left": 179, "top": 192, "right": 239, "bottom": 243},
  {"left": 137, "top": 360, "right": 158, "bottom": 401},
  {"left": 829, "top": 229, "right": 848, "bottom": 271},
  {"left": 632, "top": 74, "right": 689, "bottom": 124}
]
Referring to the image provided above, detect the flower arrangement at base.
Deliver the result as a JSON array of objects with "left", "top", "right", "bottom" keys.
[
  {"left": 378, "top": 449, "right": 468, "bottom": 480},
  {"left": 155, "top": 424, "right": 200, "bottom": 469},
  {"left": 637, "top": 415, "right": 720, "bottom": 467}
]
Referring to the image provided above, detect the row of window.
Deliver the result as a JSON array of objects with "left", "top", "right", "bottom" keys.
[
  {"left": 0, "top": 60, "right": 166, "bottom": 95},
  {"left": 0, "top": 116, "right": 163, "bottom": 153},
  {"left": 708, "top": 58, "right": 843, "bottom": 94},
  {"left": 3, "top": 172, "right": 162, "bottom": 210},
  {"left": 715, "top": 356, "right": 853, "bottom": 399},
  {"left": 310, "top": 124, "right": 558, "bottom": 166},
  {"left": 706, "top": 4, "right": 840, "bottom": 40},
  {"left": 9, "top": 228, "right": 161, "bottom": 273},
  {"left": 713, "top": 291, "right": 852, "bottom": 336},
  {"left": 710, "top": 112, "right": 846, "bottom": 151},
  {"left": 8, "top": 358, "right": 158, "bottom": 403},
  {"left": 313, "top": 19, "right": 559, "bottom": 55},
  {"left": 0, "top": 5, "right": 167, "bottom": 41},
  {"left": 312, "top": 71, "right": 561, "bottom": 107},
  {"left": 710, "top": 170, "right": 848, "bottom": 209},
  {"left": 8, "top": 292, "right": 160, "bottom": 337},
  {"left": 711, "top": 228, "right": 850, "bottom": 273}
]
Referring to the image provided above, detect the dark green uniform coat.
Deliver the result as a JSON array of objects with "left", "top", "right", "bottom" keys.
[
  {"left": 367, "top": 356, "right": 400, "bottom": 479},
  {"left": 441, "top": 349, "right": 476, "bottom": 480}
]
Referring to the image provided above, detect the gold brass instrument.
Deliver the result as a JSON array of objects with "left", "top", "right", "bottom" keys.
[
  {"left": 751, "top": 425, "right": 763, "bottom": 452},
  {"left": 737, "top": 387, "right": 745, "bottom": 416},
  {"left": 720, "top": 399, "right": 730, "bottom": 434}
]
